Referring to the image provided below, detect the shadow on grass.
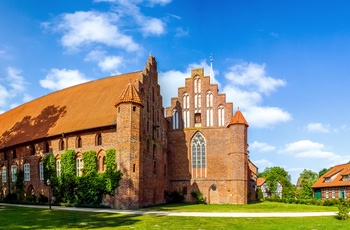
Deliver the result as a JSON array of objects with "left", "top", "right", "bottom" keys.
[{"left": 1, "top": 206, "right": 141, "bottom": 229}]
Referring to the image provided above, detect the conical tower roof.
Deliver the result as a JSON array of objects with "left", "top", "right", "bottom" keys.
[
  {"left": 228, "top": 109, "right": 249, "bottom": 127},
  {"left": 115, "top": 81, "right": 143, "bottom": 107}
]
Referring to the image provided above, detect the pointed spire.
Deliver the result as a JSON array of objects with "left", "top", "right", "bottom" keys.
[
  {"left": 228, "top": 109, "right": 249, "bottom": 127},
  {"left": 209, "top": 54, "right": 215, "bottom": 84},
  {"left": 115, "top": 80, "right": 143, "bottom": 107}
]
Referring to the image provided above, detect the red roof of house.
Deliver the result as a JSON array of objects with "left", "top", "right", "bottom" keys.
[
  {"left": 0, "top": 71, "right": 142, "bottom": 150},
  {"left": 257, "top": 178, "right": 266, "bottom": 187},
  {"left": 312, "top": 163, "right": 350, "bottom": 188}
]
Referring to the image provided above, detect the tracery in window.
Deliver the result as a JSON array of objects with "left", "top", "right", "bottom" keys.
[{"left": 191, "top": 132, "right": 206, "bottom": 178}]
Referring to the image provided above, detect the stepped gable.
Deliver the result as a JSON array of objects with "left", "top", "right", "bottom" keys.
[
  {"left": 228, "top": 109, "right": 249, "bottom": 127},
  {"left": 0, "top": 71, "right": 141, "bottom": 150},
  {"left": 115, "top": 80, "right": 143, "bottom": 107}
]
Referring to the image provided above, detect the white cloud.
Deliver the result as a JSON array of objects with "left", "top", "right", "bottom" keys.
[
  {"left": 306, "top": 122, "right": 330, "bottom": 133},
  {"left": 283, "top": 140, "right": 324, "bottom": 153},
  {"left": 141, "top": 18, "right": 166, "bottom": 36},
  {"left": 7, "top": 67, "right": 26, "bottom": 94},
  {"left": 243, "top": 106, "right": 292, "bottom": 128},
  {"left": 48, "top": 11, "right": 139, "bottom": 52},
  {"left": 175, "top": 27, "right": 189, "bottom": 37},
  {"left": 0, "top": 84, "right": 9, "bottom": 107},
  {"left": 250, "top": 141, "right": 276, "bottom": 152},
  {"left": 148, "top": 0, "right": 172, "bottom": 6},
  {"left": 225, "top": 62, "right": 286, "bottom": 95},
  {"left": 254, "top": 159, "right": 274, "bottom": 170},
  {"left": 40, "top": 68, "right": 91, "bottom": 91},
  {"left": 98, "top": 56, "right": 123, "bottom": 72}
]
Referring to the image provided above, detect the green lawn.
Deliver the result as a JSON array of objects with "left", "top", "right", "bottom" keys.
[
  {"left": 0, "top": 203, "right": 345, "bottom": 230},
  {"left": 141, "top": 201, "right": 339, "bottom": 212}
]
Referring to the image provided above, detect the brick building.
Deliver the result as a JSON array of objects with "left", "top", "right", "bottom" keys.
[{"left": 0, "top": 55, "right": 256, "bottom": 209}]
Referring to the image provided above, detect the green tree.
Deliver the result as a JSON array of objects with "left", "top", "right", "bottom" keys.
[
  {"left": 298, "top": 169, "right": 318, "bottom": 199},
  {"left": 318, "top": 168, "right": 329, "bottom": 178},
  {"left": 258, "top": 166, "right": 294, "bottom": 199},
  {"left": 60, "top": 149, "right": 77, "bottom": 203}
]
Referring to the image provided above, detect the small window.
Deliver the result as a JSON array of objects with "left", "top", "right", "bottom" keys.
[
  {"left": 39, "top": 162, "right": 44, "bottom": 181},
  {"left": 133, "top": 106, "right": 136, "bottom": 111},
  {"left": 11, "top": 165, "right": 17, "bottom": 182},
  {"left": 76, "top": 136, "right": 82, "bottom": 148},
  {"left": 29, "top": 144, "right": 35, "bottom": 155},
  {"left": 24, "top": 164, "right": 30, "bottom": 181},
  {"left": 2, "top": 166, "right": 7, "bottom": 183},
  {"left": 59, "top": 139, "right": 65, "bottom": 151},
  {"left": 133, "top": 164, "right": 136, "bottom": 172},
  {"left": 44, "top": 141, "right": 50, "bottom": 153},
  {"left": 76, "top": 158, "right": 84, "bottom": 176},
  {"left": 56, "top": 160, "right": 61, "bottom": 177},
  {"left": 95, "top": 134, "right": 102, "bottom": 146}
]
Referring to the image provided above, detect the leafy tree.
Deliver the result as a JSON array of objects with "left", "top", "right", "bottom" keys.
[
  {"left": 318, "top": 168, "right": 330, "bottom": 178},
  {"left": 60, "top": 149, "right": 77, "bottom": 203},
  {"left": 258, "top": 166, "right": 294, "bottom": 199},
  {"left": 298, "top": 169, "right": 318, "bottom": 199}
]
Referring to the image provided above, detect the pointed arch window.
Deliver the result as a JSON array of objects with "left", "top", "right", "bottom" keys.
[
  {"left": 39, "top": 161, "right": 44, "bottom": 181},
  {"left": 182, "top": 92, "right": 189, "bottom": 109},
  {"left": 44, "top": 141, "right": 50, "bottom": 153},
  {"left": 191, "top": 132, "right": 206, "bottom": 178},
  {"left": 76, "top": 136, "right": 82, "bottom": 148},
  {"left": 11, "top": 165, "right": 17, "bottom": 182},
  {"left": 182, "top": 92, "right": 190, "bottom": 128},
  {"left": 206, "top": 91, "right": 213, "bottom": 108},
  {"left": 172, "top": 109, "right": 179, "bottom": 129},
  {"left": 56, "top": 160, "right": 61, "bottom": 177},
  {"left": 59, "top": 139, "right": 65, "bottom": 151},
  {"left": 218, "top": 105, "right": 225, "bottom": 126},
  {"left": 95, "top": 133, "right": 102, "bottom": 146}
]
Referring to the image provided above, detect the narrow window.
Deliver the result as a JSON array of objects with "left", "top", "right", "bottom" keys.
[
  {"left": 11, "top": 165, "right": 17, "bottom": 182},
  {"left": 45, "top": 141, "right": 50, "bottom": 153},
  {"left": 76, "top": 136, "right": 82, "bottom": 148},
  {"left": 95, "top": 133, "right": 102, "bottom": 146},
  {"left": 2, "top": 166, "right": 6, "bottom": 183},
  {"left": 172, "top": 109, "right": 179, "bottom": 129},
  {"left": 133, "top": 164, "right": 136, "bottom": 172},
  {"left": 59, "top": 139, "right": 65, "bottom": 151},
  {"left": 76, "top": 158, "right": 84, "bottom": 176},
  {"left": 29, "top": 144, "right": 35, "bottom": 155},
  {"left": 56, "top": 160, "right": 61, "bottom": 177},
  {"left": 39, "top": 162, "right": 44, "bottom": 181},
  {"left": 218, "top": 105, "right": 225, "bottom": 126},
  {"left": 24, "top": 164, "right": 30, "bottom": 181}
]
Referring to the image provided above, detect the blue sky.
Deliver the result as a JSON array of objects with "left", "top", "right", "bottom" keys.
[{"left": 1, "top": 0, "right": 350, "bottom": 184}]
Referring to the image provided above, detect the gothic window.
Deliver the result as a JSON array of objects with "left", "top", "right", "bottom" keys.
[
  {"left": 76, "top": 136, "right": 82, "bottom": 148},
  {"left": 206, "top": 109, "right": 213, "bottom": 127},
  {"left": 206, "top": 91, "right": 213, "bottom": 107},
  {"left": 194, "top": 76, "right": 201, "bottom": 110},
  {"left": 29, "top": 144, "right": 35, "bottom": 155},
  {"left": 11, "top": 165, "right": 17, "bottom": 182},
  {"left": 24, "top": 163, "right": 30, "bottom": 181},
  {"left": 218, "top": 105, "right": 225, "bottom": 126},
  {"left": 2, "top": 166, "right": 6, "bottom": 183},
  {"left": 183, "top": 110, "right": 190, "bottom": 128},
  {"left": 95, "top": 133, "right": 102, "bottom": 146},
  {"left": 76, "top": 157, "right": 84, "bottom": 176},
  {"left": 182, "top": 93, "right": 189, "bottom": 109},
  {"left": 44, "top": 141, "right": 50, "bottom": 153},
  {"left": 172, "top": 109, "right": 179, "bottom": 129},
  {"left": 191, "top": 132, "right": 206, "bottom": 178},
  {"left": 194, "top": 76, "right": 201, "bottom": 93},
  {"left": 59, "top": 139, "right": 65, "bottom": 151},
  {"left": 39, "top": 162, "right": 44, "bottom": 181},
  {"left": 98, "top": 155, "right": 106, "bottom": 172},
  {"left": 56, "top": 160, "right": 61, "bottom": 177}
]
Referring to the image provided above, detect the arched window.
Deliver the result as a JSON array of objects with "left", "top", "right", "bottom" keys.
[
  {"left": 194, "top": 76, "right": 201, "bottom": 93},
  {"left": 191, "top": 132, "right": 206, "bottom": 178},
  {"left": 44, "top": 141, "right": 50, "bottom": 153},
  {"left": 218, "top": 105, "right": 225, "bottom": 126},
  {"left": 76, "top": 136, "right": 82, "bottom": 148},
  {"left": 39, "top": 161, "right": 44, "bottom": 181},
  {"left": 59, "top": 139, "right": 65, "bottom": 151},
  {"left": 97, "top": 151, "right": 106, "bottom": 172},
  {"left": 172, "top": 109, "right": 179, "bottom": 129},
  {"left": 56, "top": 159, "right": 61, "bottom": 177},
  {"left": 182, "top": 92, "right": 189, "bottom": 109},
  {"left": 2, "top": 166, "right": 7, "bottom": 183},
  {"left": 95, "top": 133, "right": 102, "bottom": 146},
  {"left": 206, "top": 91, "right": 213, "bottom": 108},
  {"left": 194, "top": 76, "right": 201, "bottom": 109},
  {"left": 76, "top": 154, "right": 84, "bottom": 177},
  {"left": 29, "top": 144, "right": 35, "bottom": 155},
  {"left": 206, "top": 109, "right": 213, "bottom": 127}
]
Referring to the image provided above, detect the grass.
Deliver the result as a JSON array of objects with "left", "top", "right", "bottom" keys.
[
  {"left": 0, "top": 202, "right": 345, "bottom": 230},
  {"left": 141, "top": 201, "right": 339, "bottom": 212}
]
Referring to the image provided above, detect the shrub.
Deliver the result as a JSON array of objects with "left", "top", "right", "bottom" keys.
[
  {"left": 165, "top": 191, "right": 184, "bottom": 203},
  {"left": 191, "top": 191, "right": 206, "bottom": 204},
  {"left": 337, "top": 199, "right": 350, "bottom": 220}
]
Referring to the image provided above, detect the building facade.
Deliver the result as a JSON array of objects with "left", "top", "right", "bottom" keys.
[
  {"left": 0, "top": 56, "right": 256, "bottom": 209},
  {"left": 312, "top": 163, "right": 350, "bottom": 200}
]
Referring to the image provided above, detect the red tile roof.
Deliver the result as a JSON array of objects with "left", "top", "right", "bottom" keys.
[
  {"left": 312, "top": 163, "right": 350, "bottom": 188},
  {"left": 257, "top": 178, "right": 266, "bottom": 187},
  {"left": 229, "top": 110, "right": 249, "bottom": 126},
  {"left": 115, "top": 81, "right": 143, "bottom": 107},
  {"left": 0, "top": 71, "right": 142, "bottom": 150}
]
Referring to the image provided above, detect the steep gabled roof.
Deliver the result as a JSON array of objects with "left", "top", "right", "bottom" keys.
[
  {"left": 228, "top": 109, "right": 249, "bottom": 127},
  {"left": 312, "top": 163, "right": 350, "bottom": 188},
  {"left": 257, "top": 178, "right": 266, "bottom": 187},
  {"left": 0, "top": 71, "right": 141, "bottom": 150}
]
